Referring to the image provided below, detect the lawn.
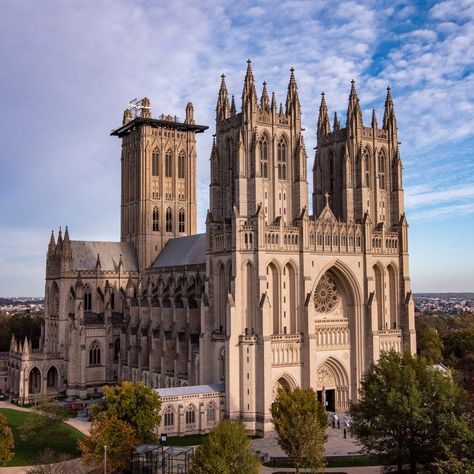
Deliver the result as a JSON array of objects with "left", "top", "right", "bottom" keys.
[{"left": 0, "top": 408, "right": 85, "bottom": 467}]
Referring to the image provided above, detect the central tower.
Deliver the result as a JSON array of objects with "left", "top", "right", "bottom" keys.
[{"left": 112, "top": 99, "right": 207, "bottom": 270}]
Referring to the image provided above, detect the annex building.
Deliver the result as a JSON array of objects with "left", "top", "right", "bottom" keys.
[{"left": 6, "top": 61, "right": 416, "bottom": 436}]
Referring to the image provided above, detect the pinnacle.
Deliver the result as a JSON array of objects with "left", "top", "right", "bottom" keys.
[
  {"left": 371, "top": 109, "right": 378, "bottom": 128},
  {"left": 289, "top": 67, "right": 296, "bottom": 83},
  {"left": 350, "top": 79, "right": 357, "bottom": 97},
  {"left": 246, "top": 59, "right": 253, "bottom": 75},
  {"left": 320, "top": 91, "right": 327, "bottom": 106}
]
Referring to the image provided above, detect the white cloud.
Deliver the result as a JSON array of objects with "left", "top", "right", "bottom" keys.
[{"left": 0, "top": 0, "right": 473, "bottom": 294}]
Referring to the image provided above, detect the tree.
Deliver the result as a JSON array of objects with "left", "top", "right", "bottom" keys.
[
  {"left": 189, "top": 420, "right": 260, "bottom": 474},
  {"left": 417, "top": 325, "right": 444, "bottom": 364},
  {"left": 0, "top": 413, "right": 14, "bottom": 466},
  {"left": 19, "top": 401, "right": 68, "bottom": 445},
  {"left": 349, "top": 351, "right": 468, "bottom": 474},
  {"left": 270, "top": 387, "right": 327, "bottom": 474},
  {"left": 434, "top": 413, "right": 474, "bottom": 474},
  {"left": 78, "top": 413, "right": 137, "bottom": 473},
  {"left": 100, "top": 381, "right": 161, "bottom": 443}
]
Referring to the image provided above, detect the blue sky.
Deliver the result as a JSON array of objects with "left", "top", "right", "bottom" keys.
[{"left": 0, "top": 0, "right": 473, "bottom": 296}]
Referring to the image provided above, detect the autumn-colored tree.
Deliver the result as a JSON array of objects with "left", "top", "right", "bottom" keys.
[
  {"left": 189, "top": 420, "right": 260, "bottom": 474},
  {"left": 271, "top": 387, "right": 327, "bottom": 474},
  {"left": 0, "top": 413, "right": 14, "bottom": 466},
  {"left": 78, "top": 413, "right": 137, "bottom": 473}
]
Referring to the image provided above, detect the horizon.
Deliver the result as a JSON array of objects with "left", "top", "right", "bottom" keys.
[{"left": 0, "top": 0, "right": 473, "bottom": 296}]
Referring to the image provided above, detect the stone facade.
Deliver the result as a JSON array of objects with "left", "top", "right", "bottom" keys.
[{"left": 6, "top": 62, "right": 416, "bottom": 436}]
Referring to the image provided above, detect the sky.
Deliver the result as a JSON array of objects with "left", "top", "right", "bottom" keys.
[{"left": 0, "top": 0, "right": 473, "bottom": 296}]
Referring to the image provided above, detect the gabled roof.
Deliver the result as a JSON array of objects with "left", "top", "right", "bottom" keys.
[
  {"left": 71, "top": 241, "right": 138, "bottom": 272},
  {"left": 151, "top": 234, "right": 206, "bottom": 269},
  {"left": 156, "top": 384, "right": 224, "bottom": 398}
]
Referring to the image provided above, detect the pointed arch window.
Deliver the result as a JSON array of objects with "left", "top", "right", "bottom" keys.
[
  {"left": 378, "top": 151, "right": 385, "bottom": 189},
  {"left": 178, "top": 151, "right": 185, "bottom": 179},
  {"left": 84, "top": 288, "right": 92, "bottom": 311},
  {"left": 152, "top": 149, "right": 159, "bottom": 177},
  {"left": 164, "top": 405, "right": 175, "bottom": 427},
  {"left": 206, "top": 402, "right": 217, "bottom": 422},
  {"left": 166, "top": 208, "right": 172, "bottom": 232},
  {"left": 185, "top": 405, "right": 196, "bottom": 425},
  {"left": 260, "top": 139, "right": 268, "bottom": 178},
  {"left": 277, "top": 139, "right": 287, "bottom": 180},
  {"left": 153, "top": 207, "right": 160, "bottom": 232},
  {"left": 165, "top": 150, "right": 173, "bottom": 177},
  {"left": 363, "top": 149, "right": 370, "bottom": 187},
  {"left": 178, "top": 209, "right": 185, "bottom": 233},
  {"left": 89, "top": 341, "right": 101, "bottom": 366}
]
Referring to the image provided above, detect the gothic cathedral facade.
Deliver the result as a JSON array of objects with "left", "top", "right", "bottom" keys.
[{"left": 7, "top": 61, "right": 416, "bottom": 436}]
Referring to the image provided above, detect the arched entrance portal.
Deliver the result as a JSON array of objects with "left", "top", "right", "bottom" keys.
[
  {"left": 29, "top": 367, "right": 41, "bottom": 395},
  {"left": 312, "top": 263, "right": 362, "bottom": 410},
  {"left": 316, "top": 358, "right": 349, "bottom": 412}
]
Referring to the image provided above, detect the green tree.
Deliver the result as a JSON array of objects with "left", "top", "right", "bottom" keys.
[
  {"left": 100, "top": 381, "right": 161, "bottom": 443},
  {"left": 0, "top": 413, "right": 14, "bottom": 466},
  {"left": 434, "top": 413, "right": 474, "bottom": 474},
  {"left": 270, "top": 387, "right": 327, "bottom": 474},
  {"left": 349, "top": 351, "right": 468, "bottom": 474},
  {"left": 19, "top": 401, "right": 68, "bottom": 445},
  {"left": 189, "top": 420, "right": 260, "bottom": 474},
  {"left": 78, "top": 413, "right": 137, "bottom": 473},
  {"left": 417, "top": 325, "right": 444, "bottom": 364}
]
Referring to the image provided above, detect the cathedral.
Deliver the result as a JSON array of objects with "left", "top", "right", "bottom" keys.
[{"left": 7, "top": 61, "right": 416, "bottom": 436}]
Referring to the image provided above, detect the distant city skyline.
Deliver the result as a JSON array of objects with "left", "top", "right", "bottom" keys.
[{"left": 1, "top": 0, "right": 473, "bottom": 296}]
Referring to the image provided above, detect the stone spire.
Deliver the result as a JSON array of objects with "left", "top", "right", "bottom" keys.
[
  {"left": 63, "top": 226, "right": 70, "bottom": 244},
  {"left": 242, "top": 60, "right": 258, "bottom": 118},
  {"left": 216, "top": 74, "right": 230, "bottom": 122},
  {"left": 48, "top": 230, "right": 56, "bottom": 255},
  {"left": 260, "top": 81, "right": 270, "bottom": 112},
  {"left": 285, "top": 67, "right": 301, "bottom": 116},
  {"left": 333, "top": 112, "right": 340, "bottom": 131},
  {"left": 279, "top": 102, "right": 284, "bottom": 115},
  {"left": 383, "top": 85, "right": 396, "bottom": 129},
  {"left": 346, "top": 79, "right": 362, "bottom": 129},
  {"left": 371, "top": 109, "right": 378, "bottom": 129},
  {"left": 62, "top": 225, "right": 72, "bottom": 264},
  {"left": 271, "top": 91, "right": 276, "bottom": 112},
  {"left": 56, "top": 226, "right": 63, "bottom": 253},
  {"left": 230, "top": 95, "right": 236, "bottom": 116},
  {"left": 317, "top": 92, "right": 331, "bottom": 137}
]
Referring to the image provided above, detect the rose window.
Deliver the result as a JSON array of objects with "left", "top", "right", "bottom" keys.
[{"left": 314, "top": 274, "right": 339, "bottom": 313}]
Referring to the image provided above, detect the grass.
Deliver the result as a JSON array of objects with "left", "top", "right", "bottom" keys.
[
  {"left": 264, "top": 454, "right": 381, "bottom": 468},
  {"left": 0, "top": 408, "right": 85, "bottom": 466}
]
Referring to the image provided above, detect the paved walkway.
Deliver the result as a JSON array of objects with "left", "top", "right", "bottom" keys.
[
  {"left": 253, "top": 425, "right": 382, "bottom": 473},
  {"left": 252, "top": 424, "right": 362, "bottom": 458}
]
